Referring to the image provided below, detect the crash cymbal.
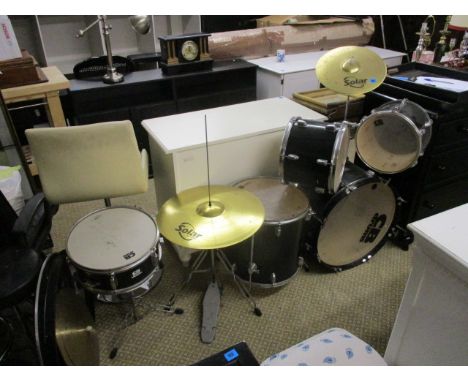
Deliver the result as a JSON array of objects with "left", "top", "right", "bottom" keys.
[
  {"left": 55, "top": 288, "right": 99, "bottom": 366},
  {"left": 157, "top": 185, "right": 265, "bottom": 250},
  {"left": 316, "top": 46, "right": 387, "bottom": 95}
]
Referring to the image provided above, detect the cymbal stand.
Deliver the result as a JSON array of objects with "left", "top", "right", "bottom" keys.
[
  {"left": 168, "top": 249, "right": 261, "bottom": 313},
  {"left": 342, "top": 95, "right": 359, "bottom": 139},
  {"left": 167, "top": 248, "right": 262, "bottom": 344}
]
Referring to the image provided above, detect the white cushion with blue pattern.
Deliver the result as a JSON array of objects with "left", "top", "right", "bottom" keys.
[{"left": 261, "top": 328, "right": 387, "bottom": 366}]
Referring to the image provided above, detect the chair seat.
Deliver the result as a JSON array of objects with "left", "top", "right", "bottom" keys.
[
  {"left": 0, "top": 247, "right": 41, "bottom": 308},
  {"left": 261, "top": 328, "right": 387, "bottom": 366}
]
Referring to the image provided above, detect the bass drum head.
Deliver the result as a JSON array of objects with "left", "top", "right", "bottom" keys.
[
  {"left": 234, "top": 177, "right": 309, "bottom": 222},
  {"left": 356, "top": 111, "right": 421, "bottom": 174},
  {"left": 330, "top": 125, "right": 350, "bottom": 193},
  {"left": 317, "top": 179, "right": 396, "bottom": 269},
  {"left": 67, "top": 207, "right": 158, "bottom": 272}
]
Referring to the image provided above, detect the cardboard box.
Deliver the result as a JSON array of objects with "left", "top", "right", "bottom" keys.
[
  {"left": 0, "top": 15, "right": 22, "bottom": 60},
  {"left": 256, "top": 15, "right": 356, "bottom": 28},
  {"left": 209, "top": 17, "right": 375, "bottom": 60}
]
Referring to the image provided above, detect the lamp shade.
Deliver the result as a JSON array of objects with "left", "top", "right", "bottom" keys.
[
  {"left": 449, "top": 15, "right": 468, "bottom": 30},
  {"left": 129, "top": 15, "right": 151, "bottom": 35}
]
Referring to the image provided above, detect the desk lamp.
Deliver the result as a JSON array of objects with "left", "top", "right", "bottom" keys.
[{"left": 76, "top": 15, "right": 151, "bottom": 84}]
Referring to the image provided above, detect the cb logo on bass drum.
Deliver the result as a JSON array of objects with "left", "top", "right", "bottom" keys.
[{"left": 360, "top": 213, "right": 387, "bottom": 243}]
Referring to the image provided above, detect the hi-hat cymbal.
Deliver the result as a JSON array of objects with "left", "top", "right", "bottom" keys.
[
  {"left": 316, "top": 46, "right": 387, "bottom": 95},
  {"left": 157, "top": 185, "right": 265, "bottom": 250},
  {"left": 55, "top": 288, "right": 99, "bottom": 366}
]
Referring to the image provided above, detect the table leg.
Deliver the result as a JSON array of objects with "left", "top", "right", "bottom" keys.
[{"left": 45, "top": 91, "right": 66, "bottom": 127}]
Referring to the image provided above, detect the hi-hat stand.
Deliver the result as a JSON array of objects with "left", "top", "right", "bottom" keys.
[{"left": 168, "top": 248, "right": 262, "bottom": 344}]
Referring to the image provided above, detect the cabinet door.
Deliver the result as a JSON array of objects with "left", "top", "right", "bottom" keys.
[{"left": 415, "top": 177, "right": 468, "bottom": 221}]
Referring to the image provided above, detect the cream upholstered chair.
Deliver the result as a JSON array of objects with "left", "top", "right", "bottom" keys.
[{"left": 25, "top": 120, "right": 148, "bottom": 205}]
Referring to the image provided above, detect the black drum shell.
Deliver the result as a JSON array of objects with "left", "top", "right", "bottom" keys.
[
  {"left": 301, "top": 163, "right": 395, "bottom": 271},
  {"left": 224, "top": 217, "right": 305, "bottom": 286},
  {"left": 70, "top": 248, "right": 162, "bottom": 294},
  {"left": 282, "top": 118, "right": 338, "bottom": 189}
]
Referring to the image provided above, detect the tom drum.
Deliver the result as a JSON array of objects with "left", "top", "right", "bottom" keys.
[{"left": 225, "top": 177, "right": 310, "bottom": 287}]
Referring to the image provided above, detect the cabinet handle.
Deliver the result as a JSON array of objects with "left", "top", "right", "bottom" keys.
[{"left": 423, "top": 201, "right": 436, "bottom": 209}]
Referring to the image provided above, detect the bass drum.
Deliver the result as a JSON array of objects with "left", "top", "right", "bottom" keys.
[
  {"left": 301, "top": 162, "right": 396, "bottom": 271},
  {"left": 225, "top": 177, "right": 310, "bottom": 287},
  {"left": 356, "top": 98, "right": 432, "bottom": 174},
  {"left": 66, "top": 206, "right": 163, "bottom": 302},
  {"left": 280, "top": 117, "right": 350, "bottom": 194}
]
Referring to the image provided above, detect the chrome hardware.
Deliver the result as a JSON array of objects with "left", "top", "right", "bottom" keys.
[
  {"left": 366, "top": 170, "right": 375, "bottom": 177},
  {"left": 275, "top": 224, "right": 282, "bottom": 237},
  {"left": 159, "top": 237, "right": 165, "bottom": 244},
  {"left": 397, "top": 197, "right": 407, "bottom": 206},
  {"left": 298, "top": 256, "right": 304, "bottom": 267},
  {"left": 248, "top": 262, "right": 259, "bottom": 275},
  {"left": 110, "top": 273, "right": 118, "bottom": 290},
  {"left": 305, "top": 208, "right": 314, "bottom": 221},
  {"left": 315, "top": 187, "right": 326, "bottom": 194},
  {"left": 316, "top": 159, "right": 330, "bottom": 166},
  {"left": 286, "top": 154, "right": 300, "bottom": 161},
  {"left": 270, "top": 273, "right": 277, "bottom": 285},
  {"left": 296, "top": 119, "right": 307, "bottom": 127}
]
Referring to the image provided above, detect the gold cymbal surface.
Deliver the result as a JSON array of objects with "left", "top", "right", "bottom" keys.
[
  {"left": 157, "top": 185, "right": 265, "bottom": 250},
  {"left": 55, "top": 288, "right": 99, "bottom": 366},
  {"left": 316, "top": 46, "right": 387, "bottom": 95}
]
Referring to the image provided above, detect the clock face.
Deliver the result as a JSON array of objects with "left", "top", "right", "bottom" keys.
[{"left": 181, "top": 40, "right": 199, "bottom": 61}]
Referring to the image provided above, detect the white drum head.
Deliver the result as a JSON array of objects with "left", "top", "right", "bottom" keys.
[
  {"left": 356, "top": 111, "right": 421, "bottom": 174},
  {"left": 317, "top": 181, "right": 395, "bottom": 268},
  {"left": 235, "top": 177, "right": 309, "bottom": 222},
  {"left": 67, "top": 207, "right": 158, "bottom": 271}
]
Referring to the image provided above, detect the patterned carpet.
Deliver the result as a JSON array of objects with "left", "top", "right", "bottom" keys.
[{"left": 50, "top": 181, "right": 412, "bottom": 365}]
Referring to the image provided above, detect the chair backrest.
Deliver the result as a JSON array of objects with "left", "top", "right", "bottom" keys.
[{"left": 25, "top": 120, "right": 148, "bottom": 205}]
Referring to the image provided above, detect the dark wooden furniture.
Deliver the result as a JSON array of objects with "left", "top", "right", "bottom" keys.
[
  {"left": 63, "top": 59, "right": 257, "bottom": 159},
  {"left": 364, "top": 62, "right": 468, "bottom": 249}
]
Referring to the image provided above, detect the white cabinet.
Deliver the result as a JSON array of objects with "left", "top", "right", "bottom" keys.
[
  {"left": 142, "top": 97, "right": 326, "bottom": 211},
  {"left": 248, "top": 46, "right": 406, "bottom": 100},
  {"left": 9, "top": 15, "right": 201, "bottom": 75},
  {"left": 384, "top": 204, "right": 468, "bottom": 365}
]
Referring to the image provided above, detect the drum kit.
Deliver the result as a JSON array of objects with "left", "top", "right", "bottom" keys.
[{"left": 29, "top": 46, "right": 434, "bottom": 361}]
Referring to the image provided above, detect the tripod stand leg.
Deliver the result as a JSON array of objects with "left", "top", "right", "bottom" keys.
[
  {"left": 216, "top": 250, "right": 262, "bottom": 317},
  {"left": 168, "top": 250, "right": 209, "bottom": 306}
]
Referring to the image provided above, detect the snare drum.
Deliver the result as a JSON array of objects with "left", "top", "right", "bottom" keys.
[
  {"left": 66, "top": 207, "right": 163, "bottom": 301},
  {"left": 280, "top": 117, "right": 350, "bottom": 194},
  {"left": 224, "top": 177, "right": 310, "bottom": 287},
  {"left": 302, "top": 162, "right": 396, "bottom": 271},
  {"left": 356, "top": 99, "right": 432, "bottom": 174}
]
